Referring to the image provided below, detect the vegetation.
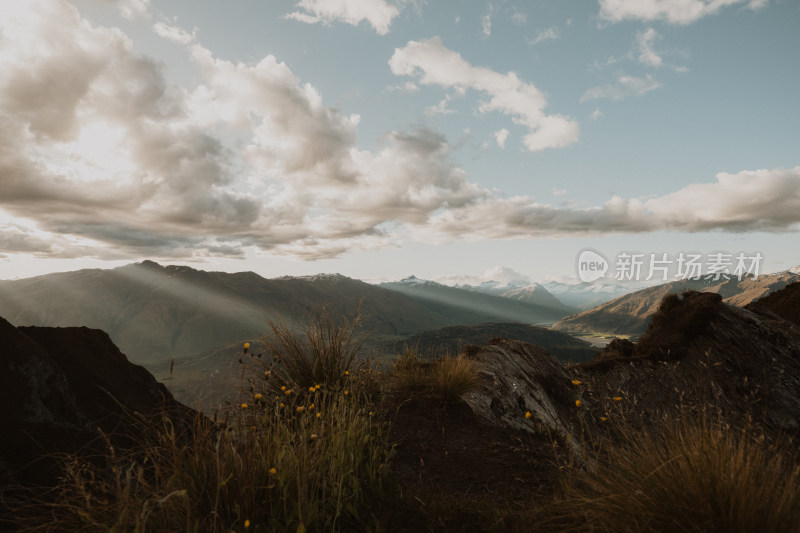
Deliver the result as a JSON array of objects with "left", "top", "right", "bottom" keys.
[
  {"left": 544, "top": 415, "right": 800, "bottom": 532},
  {"left": 390, "top": 346, "right": 482, "bottom": 402},
  {"left": 4, "top": 314, "right": 799, "bottom": 532}
]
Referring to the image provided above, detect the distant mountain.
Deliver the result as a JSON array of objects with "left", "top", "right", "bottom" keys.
[
  {"left": 0, "top": 262, "right": 526, "bottom": 367},
  {"left": 379, "top": 276, "right": 573, "bottom": 326},
  {"left": 552, "top": 269, "right": 800, "bottom": 338},
  {"left": 394, "top": 322, "right": 598, "bottom": 364},
  {"left": 457, "top": 281, "right": 576, "bottom": 313},
  {"left": 541, "top": 280, "right": 638, "bottom": 310}
]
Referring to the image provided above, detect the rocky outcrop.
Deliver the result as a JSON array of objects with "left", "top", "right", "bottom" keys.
[
  {"left": 457, "top": 291, "right": 800, "bottom": 448},
  {"left": 461, "top": 339, "right": 583, "bottom": 456},
  {"left": 0, "top": 316, "right": 199, "bottom": 486},
  {"left": 573, "top": 291, "right": 800, "bottom": 433}
]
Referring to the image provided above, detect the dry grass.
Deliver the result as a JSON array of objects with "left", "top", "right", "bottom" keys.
[
  {"left": 257, "top": 311, "right": 364, "bottom": 394},
  {"left": 390, "top": 348, "right": 481, "bottom": 402},
  {"left": 544, "top": 414, "right": 800, "bottom": 532},
  {"left": 430, "top": 355, "right": 481, "bottom": 402}
]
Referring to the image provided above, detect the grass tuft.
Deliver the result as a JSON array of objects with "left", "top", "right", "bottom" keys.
[{"left": 545, "top": 414, "right": 800, "bottom": 532}]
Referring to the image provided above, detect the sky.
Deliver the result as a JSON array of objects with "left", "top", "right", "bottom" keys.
[{"left": 0, "top": 0, "right": 798, "bottom": 285}]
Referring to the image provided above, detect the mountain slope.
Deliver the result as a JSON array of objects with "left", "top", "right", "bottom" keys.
[
  {"left": 552, "top": 270, "right": 800, "bottom": 338},
  {"left": 0, "top": 262, "right": 514, "bottom": 366}
]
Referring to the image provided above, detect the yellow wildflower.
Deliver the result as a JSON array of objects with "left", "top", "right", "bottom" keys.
[
  {"left": 525, "top": 411, "right": 532, "bottom": 419},
  {"left": 309, "top": 386, "right": 316, "bottom": 392},
  {"left": 254, "top": 393, "right": 263, "bottom": 400},
  {"left": 241, "top": 403, "right": 248, "bottom": 409},
  {"left": 243, "top": 342, "right": 250, "bottom": 350},
  {"left": 269, "top": 467, "right": 276, "bottom": 475},
  {"left": 344, "top": 390, "right": 349, "bottom": 396},
  {"left": 571, "top": 379, "right": 582, "bottom": 386},
  {"left": 612, "top": 396, "right": 623, "bottom": 401},
  {"left": 316, "top": 412, "right": 321, "bottom": 418},
  {"left": 264, "top": 370, "right": 271, "bottom": 378},
  {"left": 315, "top": 384, "right": 321, "bottom": 390},
  {"left": 284, "top": 389, "right": 292, "bottom": 396},
  {"left": 600, "top": 417, "right": 608, "bottom": 422},
  {"left": 575, "top": 400, "right": 582, "bottom": 408},
  {"left": 244, "top": 519, "right": 250, "bottom": 529},
  {"left": 280, "top": 385, "right": 286, "bottom": 391},
  {"left": 309, "top": 403, "right": 315, "bottom": 410},
  {"left": 296, "top": 406, "right": 306, "bottom": 413},
  {"left": 310, "top": 434, "right": 318, "bottom": 440},
  {"left": 280, "top": 403, "right": 285, "bottom": 408},
  {"left": 344, "top": 370, "right": 350, "bottom": 375}
]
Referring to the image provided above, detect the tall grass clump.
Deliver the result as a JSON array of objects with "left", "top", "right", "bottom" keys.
[
  {"left": 390, "top": 348, "right": 481, "bottom": 402},
  {"left": 430, "top": 355, "right": 481, "bottom": 402},
  {"left": 259, "top": 311, "right": 363, "bottom": 394},
  {"left": 548, "top": 415, "right": 800, "bottom": 532}
]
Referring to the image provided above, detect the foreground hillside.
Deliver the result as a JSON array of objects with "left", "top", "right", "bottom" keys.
[
  {"left": 553, "top": 269, "right": 800, "bottom": 338},
  {"left": 3, "top": 283, "right": 800, "bottom": 531}
]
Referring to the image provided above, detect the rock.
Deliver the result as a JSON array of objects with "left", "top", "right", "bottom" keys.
[
  {"left": 0, "top": 316, "right": 199, "bottom": 487},
  {"left": 461, "top": 339, "right": 583, "bottom": 457}
]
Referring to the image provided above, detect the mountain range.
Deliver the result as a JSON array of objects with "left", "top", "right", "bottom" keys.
[{"left": 0, "top": 262, "right": 574, "bottom": 368}]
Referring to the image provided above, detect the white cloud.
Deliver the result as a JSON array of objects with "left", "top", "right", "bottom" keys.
[
  {"left": 598, "top": 0, "right": 768, "bottom": 24},
  {"left": 590, "top": 108, "right": 603, "bottom": 120},
  {"left": 285, "top": 0, "right": 400, "bottom": 35},
  {"left": 482, "top": 13, "right": 492, "bottom": 37},
  {"left": 425, "top": 96, "right": 457, "bottom": 115},
  {"left": 116, "top": 0, "right": 150, "bottom": 20},
  {"left": 153, "top": 22, "right": 195, "bottom": 44},
  {"left": 494, "top": 128, "right": 509, "bottom": 148},
  {"left": 389, "top": 37, "right": 579, "bottom": 152},
  {"left": 551, "top": 188, "right": 567, "bottom": 196},
  {"left": 635, "top": 28, "right": 662, "bottom": 67},
  {"left": 581, "top": 74, "right": 661, "bottom": 102},
  {"left": 511, "top": 9, "right": 527, "bottom": 25},
  {"left": 529, "top": 27, "right": 560, "bottom": 45}
]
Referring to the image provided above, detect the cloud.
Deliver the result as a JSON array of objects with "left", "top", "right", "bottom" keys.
[
  {"left": 511, "top": 8, "right": 527, "bottom": 25},
  {"left": 581, "top": 74, "right": 661, "bottom": 102},
  {"left": 635, "top": 28, "right": 662, "bottom": 67},
  {"left": 494, "top": 128, "right": 510, "bottom": 148},
  {"left": 598, "top": 0, "right": 767, "bottom": 25},
  {"left": 589, "top": 108, "right": 603, "bottom": 120},
  {"left": 529, "top": 27, "right": 560, "bottom": 45},
  {"left": 285, "top": 0, "right": 400, "bottom": 35},
  {"left": 153, "top": 22, "right": 195, "bottom": 44},
  {"left": 425, "top": 167, "right": 800, "bottom": 239},
  {"left": 1, "top": 1, "right": 796, "bottom": 266},
  {"left": 644, "top": 167, "right": 800, "bottom": 231},
  {"left": 115, "top": 0, "right": 150, "bottom": 20},
  {"left": 389, "top": 37, "right": 579, "bottom": 152}
]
